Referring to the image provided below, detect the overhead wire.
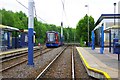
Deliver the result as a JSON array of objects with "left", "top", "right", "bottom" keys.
[
  {"left": 61, "top": 0, "right": 64, "bottom": 23},
  {"left": 61, "top": 0, "right": 70, "bottom": 27},
  {"left": 16, "top": 0, "right": 28, "bottom": 9},
  {"left": 61, "top": 0, "right": 65, "bottom": 11},
  {"left": 16, "top": 0, "right": 47, "bottom": 23},
  {"left": 34, "top": 3, "right": 47, "bottom": 23}
]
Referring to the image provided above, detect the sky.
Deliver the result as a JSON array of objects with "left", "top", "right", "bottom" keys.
[{"left": 0, "top": 0, "right": 120, "bottom": 28}]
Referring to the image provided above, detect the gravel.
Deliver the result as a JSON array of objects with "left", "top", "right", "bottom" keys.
[
  {"left": 2, "top": 45, "right": 97, "bottom": 80},
  {"left": 2, "top": 46, "right": 63, "bottom": 79},
  {"left": 74, "top": 46, "right": 97, "bottom": 80},
  {"left": 40, "top": 46, "right": 72, "bottom": 78}
]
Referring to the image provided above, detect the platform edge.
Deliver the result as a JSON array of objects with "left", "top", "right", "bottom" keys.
[{"left": 76, "top": 47, "right": 111, "bottom": 80}]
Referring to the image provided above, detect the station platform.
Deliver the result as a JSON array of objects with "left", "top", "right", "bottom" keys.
[
  {"left": 76, "top": 47, "right": 119, "bottom": 79},
  {"left": 0, "top": 47, "right": 28, "bottom": 55},
  {"left": 0, "top": 46, "right": 42, "bottom": 58}
]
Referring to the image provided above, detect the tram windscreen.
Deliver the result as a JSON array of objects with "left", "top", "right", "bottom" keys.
[{"left": 47, "top": 33, "right": 55, "bottom": 42}]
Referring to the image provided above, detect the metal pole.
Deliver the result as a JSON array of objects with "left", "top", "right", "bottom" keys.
[
  {"left": 7, "top": 32, "right": 10, "bottom": 49},
  {"left": 113, "top": 3, "right": 119, "bottom": 61},
  {"left": 74, "top": 32, "right": 76, "bottom": 44},
  {"left": 88, "top": 7, "right": 89, "bottom": 43},
  {"left": 113, "top": 3, "right": 116, "bottom": 38},
  {"left": 118, "top": 54, "right": 120, "bottom": 61},
  {"left": 61, "top": 22, "right": 63, "bottom": 38},
  {"left": 74, "top": 33, "right": 75, "bottom": 44},
  {"left": 100, "top": 25, "right": 104, "bottom": 54},
  {"left": 114, "top": 3, "right": 116, "bottom": 25},
  {"left": 28, "top": 0, "right": 34, "bottom": 65},
  {"left": 61, "top": 22, "right": 63, "bottom": 45},
  {"left": 85, "top": 5, "right": 89, "bottom": 46},
  {"left": 118, "top": 2, "right": 120, "bottom": 39},
  {"left": 67, "top": 31, "right": 69, "bottom": 43},
  {"left": 67, "top": 31, "right": 68, "bottom": 43},
  {"left": 109, "top": 30, "right": 111, "bottom": 53},
  {"left": 61, "top": 0, "right": 64, "bottom": 39},
  {"left": 92, "top": 30, "right": 95, "bottom": 50}
]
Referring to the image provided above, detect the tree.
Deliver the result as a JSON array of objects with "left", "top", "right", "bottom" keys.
[
  {"left": 76, "top": 14, "right": 95, "bottom": 45},
  {"left": 0, "top": 9, "right": 79, "bottom": 44}
]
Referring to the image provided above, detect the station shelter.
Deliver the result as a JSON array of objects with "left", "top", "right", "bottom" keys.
[
  {"left": 91, "top": 14, "right": 120, "bottom": 54},
  {"left": 0, "top": 24, "right": 19, "bottom": 51},
  {"left": 19, "top": 29, "right": 36, "bottom": 48}
]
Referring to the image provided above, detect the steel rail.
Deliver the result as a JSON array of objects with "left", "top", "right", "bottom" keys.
[
  {"left": 72, "top": 46, "right": 75, "bottom": 80},
  {"left": 0, "top": 48, "right": 52, "bottom": 72},
  {"left": 35, "top": 46, "right": 67, "bottom": 80},
  {"left": 0, "top": 47, "right": 46, "bottom": 63}
]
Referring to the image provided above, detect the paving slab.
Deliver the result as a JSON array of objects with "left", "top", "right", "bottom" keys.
[{"left": 76, "top": 47, "right": 119, "bottom": 79}]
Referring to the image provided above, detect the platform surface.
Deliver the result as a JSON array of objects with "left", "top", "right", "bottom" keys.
[
  {"left": 76, "top": 47, "right": 119, "bottom": 79},
  {"left": 0, "top": 47, "right": 28, "bottom": 55},
  {"left": 0, "top": 46, "right": 40, "bottom": 56}
]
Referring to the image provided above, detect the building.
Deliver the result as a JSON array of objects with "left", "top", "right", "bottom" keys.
[{"left": 94, "top": 14, "right": 120, "bottom": 46}]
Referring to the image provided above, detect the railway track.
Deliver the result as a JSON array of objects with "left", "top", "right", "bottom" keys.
[
  {"left": 35, "top": 46, "right": 75, "bottom": 80},
  {"left": 1, "top": 45, "right": 97, "bottom": 79},
  {"left": 0, "top": 46, "right": 46, "bottom": 63},
  {"left": 72, "top": 46, "right": 75, "bottom": 79},
  {"left": 35, "top": 45, "right": 96, "bottom": 79},
  {"left": 35, "top": 47, "right": 67, "bottom": 80},
  {"left": 74, "top": 46, "right": 97, "bottom": 79},
  {"left": 0, "top": 47, "right": 53, "bottom": 72}
]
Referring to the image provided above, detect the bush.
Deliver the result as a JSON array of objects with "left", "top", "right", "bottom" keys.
[
  {"left": 35, "top": 38, "right": 45, "bottom": 45},
  {"left": 80, "top": 37, "right": 85, "bottom": 47}
]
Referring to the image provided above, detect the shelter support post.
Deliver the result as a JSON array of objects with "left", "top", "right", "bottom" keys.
[
  {"left": 109, "top": 30, "right": 111, "bottom": 53},
  {"left": 100, "top": 26, "right": 104, "bottom": 54},
  {"left": 91, "top": 30, "right": 95, "bottom": 50}
]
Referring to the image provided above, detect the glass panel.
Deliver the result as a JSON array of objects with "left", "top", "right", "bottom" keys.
[
  {"left": 47, "top": 33, "right": 55, "bottom": 42},
  {"left": 25, "top": 34, "right": 28, "bottom": 42},
  {"left": 10, "top": 33, "right": 12, "bottom": 47}
]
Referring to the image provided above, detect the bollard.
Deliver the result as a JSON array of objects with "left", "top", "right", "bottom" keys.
[{"left": 38, "top": 43, "right": 42, "bottom": 54}]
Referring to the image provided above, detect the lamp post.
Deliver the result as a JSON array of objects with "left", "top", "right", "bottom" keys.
[
  {"left": 113, "top": 3, "right": 120, "bottom": 61},
  {"left": 61, "top": 22, "right": 63, "bottom": 38},
  {"left": 74, "top": 32, "right": 75, "bottom": 44},
  {"left": 113, "top": 3, "right": 116, "bottom": 38},
  {"left": 114, "top": 3, "right": 116, "bottom": 25},
  {"left": 85, "top": 5, "right": 89, "bottom": 46},
  {"left": 61, "top": 0, "right": 64, "bottom": 44},
  {"left": 67, "top": 31, "right": 69, "bottom": 43}
]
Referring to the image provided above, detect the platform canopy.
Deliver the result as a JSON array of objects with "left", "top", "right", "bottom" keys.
[
  {"left": 104, "top": 25, "right": 120, "bottom": 33},
  {"left": 0, "top": 24, "right": 19, "bottom": 31},
  {"left": 94, "top": 14, "right": 120, "bottom": 31},
  {"left": 95, "top": 14, "right": 120, "bottom": 26},
  {"left": 20, "top": 29, "right": 36, "bottom": 34}
]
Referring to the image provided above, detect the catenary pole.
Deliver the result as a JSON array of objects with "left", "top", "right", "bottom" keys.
[{"left": 28, "top": 0, "right": 34, "bottom": 65}]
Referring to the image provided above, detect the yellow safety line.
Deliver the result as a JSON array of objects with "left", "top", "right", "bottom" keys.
[
  {"left": 76, "top": 47, "right": 111, "bottom": 80},
  {"left": 0, "top": 46, "right": 39, "bottom": 56},
  {"left": 0, "top": 48, "right": 27, "bottom": 56}
]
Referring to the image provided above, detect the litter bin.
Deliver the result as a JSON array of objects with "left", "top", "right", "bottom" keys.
[
  {"left": 113, "top": 38, "right": 119, "bottom": 54},
  {"left": 114, "top": 42, "right": 120, "bottom": 54}
]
